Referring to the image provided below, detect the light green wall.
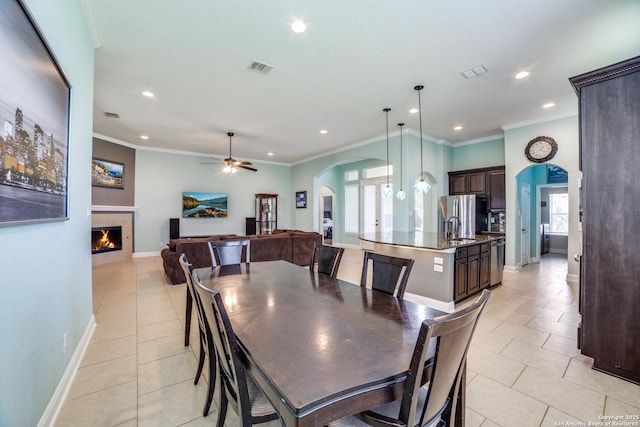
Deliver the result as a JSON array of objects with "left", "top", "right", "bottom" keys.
[
  {"left": 134, "top": 150, "right": 292, "bottom": 252},
  {"left": 451, "top": 137, "right": 505, "bottom": 171},
  {"left": 0, "top": 1, "right": 94, "bottom": 425}
]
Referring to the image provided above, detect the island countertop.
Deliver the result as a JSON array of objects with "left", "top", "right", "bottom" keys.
[{"left": 359, "top": 231, "right": 499, "bottom": 251}]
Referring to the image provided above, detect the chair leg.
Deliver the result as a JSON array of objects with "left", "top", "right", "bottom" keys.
[
  {"left": 185, "top": 289, "right": 193, "bottom": 346},
  {"left": 216, "top": 386, "right": 228, "bottom": 427},
  {"left": 194, "top": 331, "right": 205, "bottom": 384},
  {"left": 203, "top": 349, "right": 216, "bottom": 416}
]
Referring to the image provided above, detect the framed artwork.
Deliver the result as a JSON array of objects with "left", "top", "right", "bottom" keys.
[
  {"left": 296, "top": 191, "right": 307, "bottom": 209},
  {"left": 0, "top": 0, "right": 71, "bottom": 226},
  {"left": 92, "top": 158, "right": 124, "bottom": 189},
  {"left": 547, "top": 165, "right": 568, "bottom": 184},
  {"left": 182, "top": 192, "right": 228, "bottom": 218}
]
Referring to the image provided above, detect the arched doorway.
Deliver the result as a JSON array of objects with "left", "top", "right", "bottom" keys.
[{"left": 515, "top": 163, "right": 569, "bottom": 265}]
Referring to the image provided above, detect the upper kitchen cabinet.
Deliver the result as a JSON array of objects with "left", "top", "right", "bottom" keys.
[
  {"left": 570, "top": 56, "right": 640, "bottom": 384},
  {"left": 448, "top": 166, "right": 505, "bottom": 211}
]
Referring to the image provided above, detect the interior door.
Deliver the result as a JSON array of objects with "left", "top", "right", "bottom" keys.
[
  {"left": 521, "top": 184, "right": 530, "bottom": 266},
  {"left": 362, "top": 181, "right": 393, "bottom": 234}
]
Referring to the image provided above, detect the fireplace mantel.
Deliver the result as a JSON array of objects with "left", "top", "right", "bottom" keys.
[{"left": 92, "top": 205, "right": 139, "bottom": 212}]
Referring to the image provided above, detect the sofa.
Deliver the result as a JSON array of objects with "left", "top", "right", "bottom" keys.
[{"left": 160, "top": 229, "right": 322, "bottom": 284}]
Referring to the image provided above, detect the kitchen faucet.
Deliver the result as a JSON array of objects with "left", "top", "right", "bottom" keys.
[{"left": 444, "top": 216, "right": 460, "bottom": 240}]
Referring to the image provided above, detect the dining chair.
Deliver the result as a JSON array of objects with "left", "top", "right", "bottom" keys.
[
  {"left": 309, "top": 242, "right": 344, "bottom": 278},
  {"left": 208, "top": 239, "right": 251, "bottom": 266},
  {"left": 179, "top": 254, "right": 216, "bottom": 417},
  {"left": 192, "top": 271, "right": 281, "bottom": 427},
  {"left": 360, "top": 251, "right": 415, "bottom": 299},
  {"left": 329, "top": 289, "right": 490, "bottom": 427}
]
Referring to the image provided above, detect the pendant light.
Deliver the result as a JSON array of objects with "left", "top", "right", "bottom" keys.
[
  {"left": 396, "top": 122, "right": 406, "bottom": 200},
  {"left": 381, "top": 107, "right": 393, "bottom": 198},
  {"left": 413, "top": 85, "right": 431, "bottom": 194}
]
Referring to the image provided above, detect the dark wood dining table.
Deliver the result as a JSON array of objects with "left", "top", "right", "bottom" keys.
[{"left": 195, "top": 260, "right": 461, "bottom": 427}]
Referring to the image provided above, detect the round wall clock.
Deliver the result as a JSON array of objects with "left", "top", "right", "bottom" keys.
[{"left": 524, "top": 136, "right": 558, "bottom": 163}]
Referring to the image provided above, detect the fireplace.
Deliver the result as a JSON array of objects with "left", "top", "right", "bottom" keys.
[{"left": 92, "top": 226, "right": 123, "bottom": 254}]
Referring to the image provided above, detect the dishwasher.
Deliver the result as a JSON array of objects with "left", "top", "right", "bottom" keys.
[{"left": 490, "top": 238, "right": 505, "bottom": 286}]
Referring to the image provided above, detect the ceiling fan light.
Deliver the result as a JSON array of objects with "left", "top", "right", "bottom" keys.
[{"left": 223, "top": 165, "right": 232, "bottom": 173}]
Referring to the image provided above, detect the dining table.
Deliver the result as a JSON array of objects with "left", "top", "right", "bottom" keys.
[{"left": 195, "top": 260, "right": 464, "bottom": 427}]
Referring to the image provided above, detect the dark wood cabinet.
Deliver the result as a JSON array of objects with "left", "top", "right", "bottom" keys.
[
  {"left": 454, "top": 243, "right": 489, "bottom": 302},
  {"left": 487, "top": 169, "right": 506, "bottom": 211},
  {"left": 479, "top": 243, "right": 491, "bottom": 289},
  {"left": 570, "top": 56, "right": 640, "bottom": 384},
  {"left": 448, "top": 166, "right": 505, "bottom": 211}
]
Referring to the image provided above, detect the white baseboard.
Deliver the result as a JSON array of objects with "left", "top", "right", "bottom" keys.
[
  {"left": 549, "top": 249, "right": 568, "bottom": 255},
  {"left": 503, "top": 264, "right": 520, "bottom": 273},
  {"left": 333, "top": 243, "right": 362, "bottom": 250},
  {"left": 566, "top": 273, "right": 579, "bottom": 283},
  {"left": 38, "top": 315, "right": 96, "bottom": 427}
]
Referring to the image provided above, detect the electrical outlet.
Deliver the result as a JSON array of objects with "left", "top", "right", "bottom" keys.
[{"left": 63, "top": 332, "right": 68, "bottom": 354}]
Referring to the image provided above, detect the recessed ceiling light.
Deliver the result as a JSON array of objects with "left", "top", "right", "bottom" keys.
[
  {"left": 291, "top": 20, "right": 306, "bottom": 33},
  {"left": 320, "top": 129, "right": 328, "bottom": 134},
  {"left": 515, "top": 71, "right": 530, "bottom": 80},
  {"left": 543, "top": 102, "right": 555, "bottom": 109},
  {"left": 142, "top": 91, "right": 154, "bottom": 97},
  {"left": 140, "top": 135, "right": 149, "bottom": 140},
  {"left": 454, "top": 126, "right": 463, "bottom": 131},
  {"left": 409, "top": 108, "right": 418, "bottom": 114},
  {"left": 267, "top": 152, "right": 274, "bottom": 156}
]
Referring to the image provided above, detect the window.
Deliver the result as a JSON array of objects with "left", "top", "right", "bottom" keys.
[
  {"left": 364, "top": 165, "right": 393, "bottom": 179},
  {"left": 344, "top": 184, "right": 358, "bottom": 233},
  {"left": 549, "top": 193, "right": 569, "bottom": 234},
  {"left": 345, "top": 170, "right": 359, "bottom": 181}
]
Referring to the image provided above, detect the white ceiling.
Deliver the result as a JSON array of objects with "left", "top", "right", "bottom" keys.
[{"left": 85, "top": 0, "right": 640, "bottom": 165}]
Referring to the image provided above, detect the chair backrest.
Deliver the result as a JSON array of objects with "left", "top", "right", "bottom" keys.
[
  {"left": 179, "top": 254, "right": 207, "bottom": 336},
  {"left": 192, "top": 271, "right": 254, "bottom": 422},
  {"left": 309, "top": 243, "right": 344, "bottom": 278},
  {"left": 400, "top": 289, "right": 490, "bottom": 427},
  {"left": 208, "top": 239, "right": 250, "bottom": 266},
  {"left": 360, "top": 251, "right": 414, "bottom": 299}
]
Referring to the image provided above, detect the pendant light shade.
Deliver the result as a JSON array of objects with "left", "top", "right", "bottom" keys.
[
  {"left": 396, "top": 122, "right": 406, "bottom": 200},
  {"left": 381, "top": 107, "right": 393, "bottom": 198},
  {"left": 413, "top": 85, "right": 431, "bottom": 194}
]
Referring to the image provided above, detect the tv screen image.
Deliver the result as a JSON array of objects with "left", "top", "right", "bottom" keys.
[{"left": 182, "top": 192, "right": 228, "bottom": 218}]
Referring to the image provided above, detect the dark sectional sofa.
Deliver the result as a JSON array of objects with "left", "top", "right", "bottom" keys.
[{"left": 160, "top": 229, "right": 322, "bottom": 284}]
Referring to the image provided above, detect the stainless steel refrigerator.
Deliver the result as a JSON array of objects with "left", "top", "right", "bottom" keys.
[{"left": 439, "top": 195, "right": 488, "bottom": 238}]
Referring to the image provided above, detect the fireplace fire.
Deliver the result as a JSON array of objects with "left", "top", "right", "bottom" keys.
[{"left": 92, "top": 226, "right": 123, "bottom": 254}]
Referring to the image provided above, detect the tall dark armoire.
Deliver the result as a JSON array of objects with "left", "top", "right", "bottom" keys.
[{"left": 570, "top": 56, "right": 640, "bottom": 384}]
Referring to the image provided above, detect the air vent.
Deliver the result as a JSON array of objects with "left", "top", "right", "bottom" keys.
[
  {"left": 460, "top": 65, "right": 488, "bottom": 79},
  {"left": 104, "top": 112, "right": 120, "bottom": 119},
  {"left": 247, "top": 60, "right": 274, "bottom": 75}
]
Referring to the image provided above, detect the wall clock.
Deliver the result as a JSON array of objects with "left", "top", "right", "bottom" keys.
[{"left": 524, "top": 136, "right": 558, "bottom": 163}]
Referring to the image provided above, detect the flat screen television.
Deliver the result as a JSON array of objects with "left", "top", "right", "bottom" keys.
[{"left": 182, "top": 192, "right": 228, "bottom": 218}]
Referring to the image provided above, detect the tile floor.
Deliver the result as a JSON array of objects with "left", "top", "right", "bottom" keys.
[{"left": 55, "top": 250, "right": 640, "bottom": 427}]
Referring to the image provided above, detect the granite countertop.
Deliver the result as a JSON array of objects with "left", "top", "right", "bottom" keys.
[{"left": 359, "top": 231, "right": 500, "bottom": 251}]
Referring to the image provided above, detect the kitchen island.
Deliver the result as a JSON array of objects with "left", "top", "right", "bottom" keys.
[{"left": 359, "top": 231, "right": 499, "bottom": 311}]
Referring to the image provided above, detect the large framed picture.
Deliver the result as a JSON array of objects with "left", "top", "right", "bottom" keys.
[
  {"left": 182, "top": 192, "right": 228, "bottom": 218},
  {"left": 92, "top": 158, "right": 124, "bottom": 189},
  {"left": 0, "top": 0, "right": 71, "bottom": 226}
]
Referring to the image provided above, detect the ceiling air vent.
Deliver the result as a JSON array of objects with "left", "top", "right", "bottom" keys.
[
  {"left": 247, "top": 59, "right": 274, "bottom": 75},
  {"left": 460, "top": 65, "right": 488, "bottom": 79},
  {"left": 104, "top": 111, "right": 120, "bottom": 119}
]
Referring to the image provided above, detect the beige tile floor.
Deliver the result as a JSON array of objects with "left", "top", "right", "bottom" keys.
[{"left": 56, "top": 250, "right": 640, "bottom": 427}]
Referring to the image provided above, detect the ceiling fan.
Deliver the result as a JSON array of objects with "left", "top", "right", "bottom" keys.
[{"left": 205, "top": 132, "right": 257, "bottom": 173}]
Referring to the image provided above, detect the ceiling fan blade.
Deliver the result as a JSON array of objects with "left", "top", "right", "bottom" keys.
[
  {"left": 234, "top": 161, "right": 252, "bottom": 165},
  {"left": 238, "top": 164, "right": 258, "bottom": 172}
]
